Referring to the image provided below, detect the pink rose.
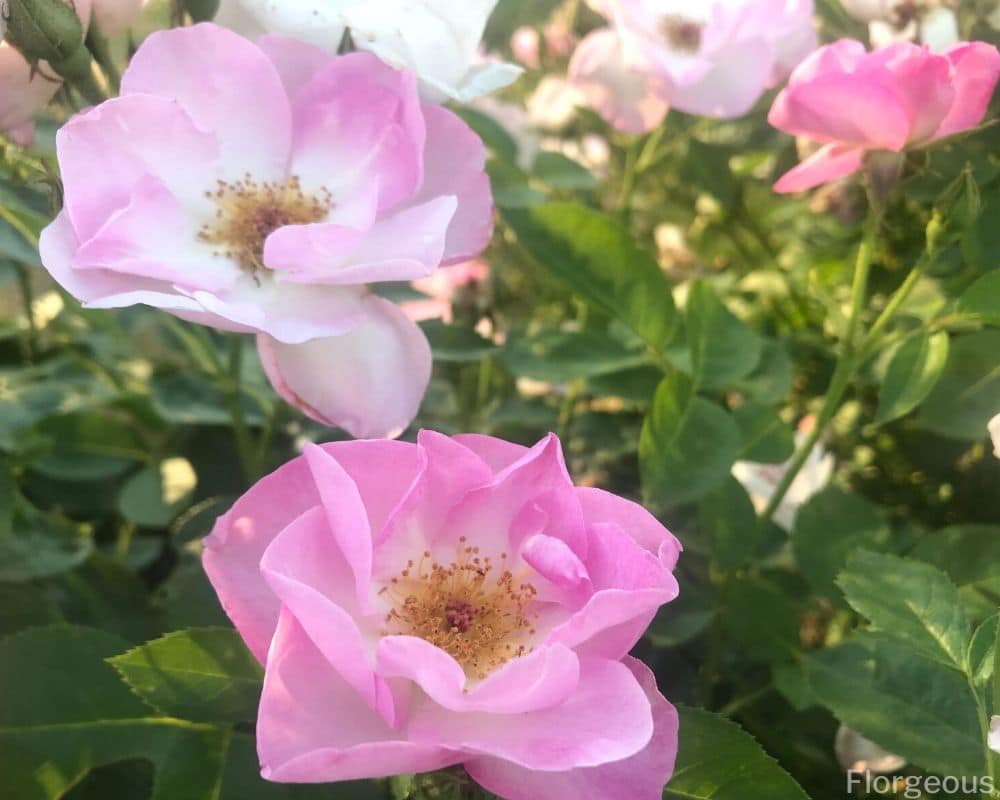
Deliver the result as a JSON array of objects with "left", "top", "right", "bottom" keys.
[
  {"left": 40, "top": 24, "right": 493, "bottom": 439},
  {"left": 203, "top": 432, "right": 681, "bottom": 798},
  {"left": 404, "top": 260, "right": 489, "bottom": 323},
  {"left": 0, "top": 0, "right": 92, "bottom": 146},
  {"left": 570, "top": 0, "right": 817, "bottom": 133},
  {"left": 511, "top": 26, "right": 541, "bottom": 69},
  {"left": 769, "top": 39, "right": 1000, "bottom": 193}
]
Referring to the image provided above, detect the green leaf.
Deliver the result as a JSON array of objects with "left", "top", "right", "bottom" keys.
[
  {"left": 918, "top": 331, "right": 1000, "bottom": 441},
  {"left": 0, "top": 625, "right": 230, "bottom": 800},
  {"left": 647, "top": 579, "right": 717, "bottom": 648},
  {"left": 109, "top": 628, "right": 263, "bottom": 724},
  {"left": 663, "top": 707, "right": 810, "bottom": 800},
  {"left": 421, "top": 320, "right": 497, "bottom": 363},
  {"left": 503, "top": 329, "right": 647, "bottom": 382},
  {"left": 532, "top": 152, "right": 598, "bottom": 191},
  {"left": 837, "top": 551, "right": 970, "bottom": 670},
  {"left": 806, "top": 632, "right": 983, "bottom": 776},
  {"left": 160, "top": 556, "right": 231, "bottom": 631},
  {"left": 734, "top": 340, "right": 793, "bottom": 405},
  {"left": 910, "top": 525, "right": 1000, "bottom": 592},
  {"left": 793, "top": 487, "right": 891, "bottom": 600},
  {"left": 686, "top": 281, "right": 763, "bottom": 390},
  {"left": 733, "top": 403, "right": 795, "bottom": 463},
  {"left": 118, "top": 461, "right": 197, "bottom": 529},
  {"left": 967, "top": 613, "right": 997, "bottom": 686},
  {"left": 0, "top": 514, "right": 93, "bottom": 583},
  {"left": 0, "top": 581, "right": 63, "bottom": 638},
  {"left": 699, "top": 476, "right": 759, "bottom": 571},
  {"left": 502, "top": 203, "right": 679, "bottom": 355},
  {"left": 874, "top": 331, "right": 950, "bottom": 425},
  {"left": 640, "top": 372, "right": 741, "bottom": 508},
  {"left": 721, "top": 576, "right": 800, "bottom": 664},
  {"left": 957, "top": 271, "right": 1000, "bottom": 326}
]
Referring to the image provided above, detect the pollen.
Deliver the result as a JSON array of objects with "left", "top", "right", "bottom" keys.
[
  {"left": 198, "top": 175, "right": 332, "bottom": 275},
  {"left": 661, "top": 15, "right": 704, "bottom": 53},
  {"left": 380, "top": 538, "right": 540, "bottom": 681}
]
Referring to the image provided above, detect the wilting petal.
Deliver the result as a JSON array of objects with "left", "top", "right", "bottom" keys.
[{"left": 258, "top": 296, "right": 431, "bottom": 439}]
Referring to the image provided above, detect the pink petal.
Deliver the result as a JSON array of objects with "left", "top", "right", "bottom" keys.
[
  {"left": 786, "top": 39, "right": 869, "bottom": 83},
  {"left": 288, "top": 52, "right": 425, "bottom": 212},
  {"left": 934, "top": 42, "right": 1000, "bottom": 140},
  {"left": 521, "top": 533, "right": 592, "bottom": 600},
  {"left": 258, "top": 609, "right": 461, "bottom": 783},
  {"left": 872, "top": 44, "right": 954, "bottom": 143},
  {"left": 569, "top": 30, "right": 669, "bottom": 135},
  {"left": 260, "top": 505, "right": 397, "bottom": 726},
  {"left": 407, "top": 657, "right": 654, "bottom": 771},
  {"left": 264, "top": 196, "right": 458, "bottom": 285},
  {"left": 257, "top": 35, "right": 334, "bottom": 99},
  {"left": 73, "top": 174, "right": 238, "bottom": 293},
  {"left": 376, "top": 636, "right": 580, "bottom": 714},
  {"left": 121, "top": 23, "right": 292, "bottom": 181},
  {"left": 773, "top": 142, "right": 865, "bottom": 193},
  {"left": 257, "top": 295, "right": 431, "bottom": 439},
  {"left": 202, "top": 439, "right": 423, "bottom": 662},
  {"left": 576, "top": 486, "right": 680, "bottom": 563},
  {"left": 56, "top": 93, "right": 220, "bottom": 243},
  {"left": 407, "top": 104, "right": 494, "bottom": 265},
  {"left": 452, "top": 435, "right": 531, "bottom": 473},
  {"left": 303, "top": 443, "right": 374, "bottom": 611},
  {"left": 40, "top": 211, "right": 212, "bottom": 317},
  {"left": 465, "top": 657, "right": 679, "bottom": 800},
  {"left": 768, "top": 70, "right": 910, "bottom": 150},
  {"left": 670, "top": 36, "right": 775, "bottom": 118}
]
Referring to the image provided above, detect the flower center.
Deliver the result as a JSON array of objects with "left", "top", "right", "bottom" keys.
[
  {"left": 198, "top": 175, "right": 332, "bottom": 275},
  {"left": 380, "top": 538, "right": 540, "bottom": 680},
  {"left": 661, "top": 15, "right": 703, "bottom": 52}
]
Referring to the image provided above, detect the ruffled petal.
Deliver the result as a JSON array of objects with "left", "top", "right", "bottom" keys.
[{"left": 934, "top": 42, "right": 1000, "bottom": 140}]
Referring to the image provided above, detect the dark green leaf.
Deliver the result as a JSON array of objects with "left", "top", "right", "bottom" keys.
[
  {"left": 968, "top": 613, "right": 997, "bottom": 686},
  {"left": 109, "top": 628, "right": 263, "bottom": 724},
  {"left": 421, "top": 320, "right": 497, "bottom": 363},
  {"left": 875, "top": 331, "right": 949, "bottom": 425},
  {"left": 532, "top": 152, "right": 598, "bottom": 191},
  {"left": 733, "top": 403, "right": 795, "bottom": 463},
  {"left": 640, "top": 373, "right": 740, "bottom": 508},
  {"left": 806, "top": 632, "right": 983, "bottom": 776},
  {"left": 918, "top": 331, "right": 1000, "bottom": 441},
  {"left": 837, "top": 551, "right": 970, "bottom": 670},
  {"left": 0, "top": 515, "right": 93, "bottom": 583},
  {"left": 699, "top": 476, "right": 759, "bottom": 571},
  {"left": 686, "top": 281, "right": 763, "bottom": 390},
  {"left": 503, "top": 329, "right": 647, "bottom": 382},
  {"left": 118, "top": 462, "right": 197, "bottom": 529},
  {"left": 957, "top": 270, "right": 1000, "bottom": 326},
  {"left": 0, "top": 625, "right": 230, "bottom": 800},
  {"left": 503, "top": 203, "right": 679, "bottom": 354},
  {"left": 793, "top": 487, "right": 891, "bottom": 599},
  {"left": 663, "top": 707, "right": 810, "bottom": 800}
]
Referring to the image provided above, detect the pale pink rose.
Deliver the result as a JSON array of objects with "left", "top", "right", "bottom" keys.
[
  {"left": 203, "top": 432, "right": 681, "bottom": 797},
  {"left": 769, "top": 39, "right": 1000, "bottom": 193},
  {"left": 990, "top": 716, "right": 1000, "bottom": 754},
  {"left": 511, "top": 26, "right": 541, "bottom": 69},
  {"left": 0, "top": 0, "right": 92, "bottom": 146},
  {"left": 989, "top": 413, "right": 1000, "bottom": 458},
  {"left": 404, "top": 260, "right": 489, "bottom": 323},
  {"left": 40, "top": 24, "right": 492, "bottom": 439},
  {"left": 569, "top": 0, "right": 818, "bottom": 133},
  {"left": 91, "top": 0, "right": 147, "bottom": 34}
]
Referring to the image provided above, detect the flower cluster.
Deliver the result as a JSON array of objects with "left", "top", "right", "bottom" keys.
[{"left": 204, "top": 432, "right": 681, "bottom": 798}]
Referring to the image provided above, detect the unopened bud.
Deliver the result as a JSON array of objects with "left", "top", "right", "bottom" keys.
[{"left": 185, "top": 0, "right": 220, "bottom": 22}]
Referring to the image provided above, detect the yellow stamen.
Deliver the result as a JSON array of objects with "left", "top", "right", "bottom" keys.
[
  {"left": 380, "top": 537, "right": 540, "bottom": 681},
  {"left": 198, "top": 175, "right": 332, "bottom": 275}
]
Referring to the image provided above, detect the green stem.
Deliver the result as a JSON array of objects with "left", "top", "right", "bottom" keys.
[
  {"left": 858, "top": 252, "right": 930, "bottom": 362},
  {"left": 225, "top": 335, "right": 256, "bottom": 485},
  {"left": 761, "top": 209, "right": 879, "bottom": 524}
]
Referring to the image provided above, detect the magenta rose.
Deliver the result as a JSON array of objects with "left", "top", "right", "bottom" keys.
[
  {"left": 203, "top": 431, "right": 681, "bottom": 799},
  {"left": 39, "top": 23, "right": 492, "bottom": 439},
  {"left": 769, "top": 38, "right": 1000, "bottom": 193}
]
